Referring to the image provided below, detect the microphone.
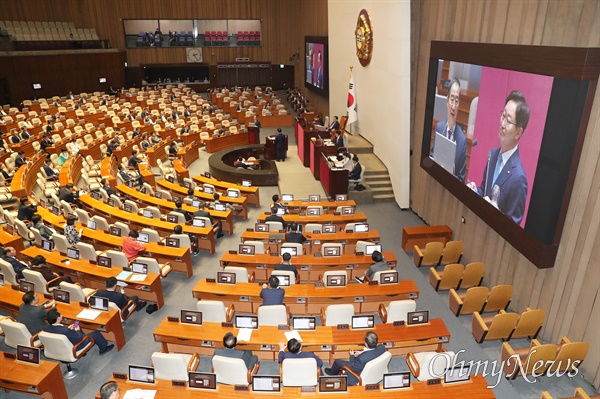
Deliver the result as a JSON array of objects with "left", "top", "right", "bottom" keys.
[
  {"left": 472, "top": 139, "right": 478, "bottom": 147},
  {"left": 484, "top": 150, "right": 492, "bottom": 198}
]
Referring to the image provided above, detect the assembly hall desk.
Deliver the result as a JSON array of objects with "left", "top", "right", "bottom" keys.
[{"left": 1, "top": 352, "right": 68, "bottom": 399}]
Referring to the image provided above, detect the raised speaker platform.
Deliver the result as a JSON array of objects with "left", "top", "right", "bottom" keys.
[{"left": 208, "top": 144, "right": 279, "bottom": 186}]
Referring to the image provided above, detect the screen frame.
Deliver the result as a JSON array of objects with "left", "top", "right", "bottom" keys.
[
  {"left": 304, "top": 36, "right": 329, "bottom": 97},
  {"left": 188, "top": 372, "right": 217, "bottom": 390},
  {"left": 180, "top": 309, "right": 203, "bottom": 325},
  {"left": 251, "top": 375, "right": 281, "bottom": 393},
  {"left": 291, "top": 316, "right": 316, "bottom": 331},
  {"left": 382, "top": 372, "right": 411, "bottom": 390},
  {"left": 17, "top": 345, "right": 40, "bottom": 365},
  {"left": 53, "top": 289, "right": 70, "bottom": 304},
  {"left": 129, "top": 365, "right": 156, "bottom": 384},
  {"left": 351, "top": 315, "right": 375, "bottom": 329},
  {"left": 235, "top": 315, "right": 258, "bottom": 329},
  {"left": 407, "top": 310, "right": 429, "bottom": 326},
  {"left": 326, "top": 274, "right": 346, "bottom": 287},
  {"left": 318, "top": 376, "right": 348, "bottom": 393}
]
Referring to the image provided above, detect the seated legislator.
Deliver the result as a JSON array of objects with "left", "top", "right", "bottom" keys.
[
  {"left": 173, "top": 224, "right": 199, "bottom": 254},
  {"left": 57, "top": 148, "right": 70, "bottom": 166},
  {"left": 44, "top": 309, "right": 114, "bottom": 355},
  {"left": 118, "top": 164, "right": 142, "bottom": 187},
  {"left": 266, "top": 206, "right": 287, "bottom": 229},
  {"left": 355, "top": 250, "right": 388, "bottom": 283},
  {"left": 43, "top": 158, "right": 59, "bottom": 181},
  {"left": 209, "top": 193, "right": 241, "bottom": 215},
  {"left": 285, "top": 222, "right": 306, "bottom": 244},
  {"left": 187, "top": 188, "right": 206, "bottom": 208},
  {"left": 271, "top": 194, "right": 287, "bottom": 214},
  {"left": 260, "top": 275, "right": 285, "bottom": 306},
  {"left": 193, "top": 207, "right": 224, "bottom": 239},
  {"left": 3, "top": 246, "right": 29, "bottom": 279},
  {"left": 348, "top": 155, "right": 362, "bottom": 181},
  {"left": 58, "top": 183, "right": 81, "bottom": 207},
  {"left": 100, "top": 178, "right": 117, "bottom": 197},
  {"left": 64, "top": 215, "right": 81, "bottom": 246},
  {"left": 10, "top": 130, "right": 21, "bottom": 144},
  {"left": 31, "top": 254, "right": 73, "bottom": 287},
  {"left": 278, "top": 338, "right": 323, "bottom": 373},
  {"left": 30, "top": 214, "right": 56, "bottom": 241},
  {"left": 274, "top": 252, "right": 299, "bottom": 279},
  {"left": 123, "top": 230, "right": 147, "bottom": 261},
  {"left": 18, "top": 290, "right": 56, "bottom": 335},
  {"left": 325, "top": 331, "right": 386, "bottom": 386},
  {"left": 235, "top": 156, "right": 248, "bottom": 169},
  {"left": 95, "top": 277, "right": 147, "bottom": 317},
  {"left": 214, "top": 332, "right": 259, "bottom": 369},
  {"left": 14, "top": 151, "right": 28, "bottom": 169},
  {"left": 128, "top": 150, "right": 143, "bottom": 174},
  {"left": 17, "top": 196, "right": 38, "bottom": 222},
  {"left": 99, "top": 381, "right": 120, "bottom": 399},
  {"left": 173, "top": 200, "right": 192, "bottom": 222}
]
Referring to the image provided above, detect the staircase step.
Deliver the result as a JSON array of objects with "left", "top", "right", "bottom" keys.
[
  {"left": 373, "top": 193, "right": 396, "bottom": 203},
  {"left": 367, "top": 182, "right": 392, "bottom": 188},
  {"left": 370, "top": 187, "right": 394, "bottom": 195}
]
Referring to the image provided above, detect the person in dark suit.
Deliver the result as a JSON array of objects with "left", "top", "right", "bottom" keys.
[
  {"left": 95, "top": 277, "right": 146, "bottom": 318},
  {"left": 30, "top": 214, "right": 56, "bottom": 241},
  {"left": 468, "top": 90, "right": 530, "bottom": 224},
  {"left": 334, "top": 131, "right": 344, "bottom": 147},
  {"left": 260, "top": 275, "right": 285, "bottom": 306},
  {"left": 100, "top": 178, "right": 117, "bottom": 197},
  {"left": 274, "top": 252, "right": 299, "bottom": 279},
  {"left": 10, "top": 130, "right": 21, "bottom": 144},
  {"left": 266, "top": 206, "right": 287, "bottom": 229},
  {"left": 43, "top": 159, "right": 59, "bottom": 181},
  {"left": 355, "top": 251, "right": 388, "bottom": 283},
  {"left": 66, "top": 91, "right": 75, "bottom": 100},
  {"left": 327, "top": 116, "right": 340, "bottom": 132},
  {"left": 3, "top": 246, "right": 28, "bottom": 279},
  {"left": 17, "top": 196, "right": 38, "bottom": 221},
  {"left": 40, "top": 134, "right": 54, "bottom": 152},
  {"left": 193, "top": 207, "right": 224, "bottom": 239},
  {"left": 44, "top": 309, "right": 114, "bottom": 354},
  {"left": 234, "top": 156, "right": 248, "bottom": 169},
  {"left": 173, "top": 200, "right": 192, "bottom": 222},
  {"left": 214, "top": 332, "right": 259, "bottom": 368},
  {"left": 30, "top": 254, "right": 72, "bottom": 286},
  {"left": 431, "top": 78, "right": 467, "bottom": 182},
  {"left": 325, "top": 332, "right": 386, "bottom": 386},
  {"left": 278, "top": 338, "right": 323, "bottom": 372},
  {"left": 118, "top": 164, "right": 142, "bottom": 187},
  {"left": 271, "top": 194, "right": 287, "bottom": 214},
  {"left": 20, "top": 127, "right": 31, "bottom": 140},
  {"left": 14, "top": 151, "right": 28, "bottom": 168},
  {"left": 284, "top": 223, "right": 306, "bottom": 244},
  {"left": 252, "top": 115, "right": 261, "bottom": 129},
  {"left": 274, "top": 128, "right": 286, "bottom": 162},
  {"left": 348, "top": 155, "right": 362, "bottom": 181},
  {"left": 18, "top": 291, "right": 55, "bottom": 335},
  {"left": 58, "top": 183, "right": 81, "bottom": 206},
  {"left": 128, "top": 150, "right": 142, "bottom": 174}
]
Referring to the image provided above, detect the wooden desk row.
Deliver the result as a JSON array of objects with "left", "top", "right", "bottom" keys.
[
  {"left": 220, "top": 252, "right": 398, "bottom": 282},
  {"left": 279, "top": 198, "right": 357, "bottom": 213},
  {"left": 10, "top": 152, "right": 46, "bottom": 198},
  {"left": 153, "top": 319, "right": 450, "bottom": 361},
  {"left": 192, "top": 279, "right": 419, "bottom": 314},
  {"left": 203, "top": 131, "right": 249, "bottom": 153},
  {"left": 257, "top": 212, "right": 368, "bottom": 230},
  {"left": 95, "top": 375, "right": 494, "bottom": 399},
  {"left": 240, "top": 229, "right": 381, "bottom": 255},
  {"left": 0, "top": 351, "right": 69, "bottom": 399},
  {"left": 0, "top": 286, "right": 126, "bottom": 351},
  {"left": 193, "top": 174, "right": 260, "bottom": 207},
  {"left": 21, "top": 247, "right": 165, "bottom": 309}
]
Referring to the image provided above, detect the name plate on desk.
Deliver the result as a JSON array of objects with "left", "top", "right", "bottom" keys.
[
  {"left": 246, "top": 228, "right": 254, "bottom": 232},
  {"left": 269, "top": 253, "right": 278, "bottom": 257},
  {"left": 206, "top": 278, "right": 216, "bottom": 283},
  {"left": 356, "top": 252, "right": 365, "bottom": 256},
  {"left": 394, "top": 321, "right": 405, "bottom": 326},
  {"left": 300, "top": 265, "right": 309, "bottom": 271},
  {"left": 337, "top": 324, "right": 350, "bottom": 330},
  {"left": 301, "top": 386, "right": 316, "bottom": 393},
  {"left": 79, "top": 302, "right": 90, "bottom": 308},
  {"left": 168, "top": 317, "right": 179, "bottom": 322},
  {"left": 345, "top": 265, "right": 353, "bottom": 269},
  {"left": 228, "top": 250, "right": 237, "bottom": 254},
  {"left": 3, "top": 352, "right": 16, "bottom": 359},
  {"left": 278, "top": 325, "right": 290, "bottom": 330},
  {"left": 172, "top": 380, "right": 186, "bottom": 387},
  {"left": 113, "top": 372, "right": 127, "bottom": 380},
  {"left": 365, "top": 384, "right": 380, "bottom": 391},
  {"left": 221, "top": 322, "right": 233, "bottom": 328},
  {"left": 256, "top": 264, "right": 266, "bottom": 269},
  {"left": 235, "top": 385, "right": 249, "bottom": 391},
  {"left": 314, "top": 282, "right": 324, "bottom": 288},
  {"left": 368, "top": 281, "right": 378, "bottom": 286}
]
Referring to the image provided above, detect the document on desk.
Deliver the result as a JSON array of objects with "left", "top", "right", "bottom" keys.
[
  {"left": 284, "top": 330, "right": 302, "bottom": 342},
  {"left": 76, "top": 309, "right": 102, "bottom": 321},
  {"left": 116, "top": 271, "right": 133, "bottom": 281},
  {"left": 237, "top": 328, "right": 253, "bottom": 342},
  {"left": 123, "top": 389, "right": 157, "bottom": 399},
  {"left": 130, "top": 274, "right": 146, "bottom": 282}
]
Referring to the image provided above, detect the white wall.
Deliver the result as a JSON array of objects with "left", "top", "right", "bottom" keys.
[{"left": 328, "top": 0, "right": 411, "bottom": 208}]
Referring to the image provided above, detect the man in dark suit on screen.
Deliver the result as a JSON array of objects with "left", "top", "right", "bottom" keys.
[{"left": 468, "top": 90, "right": 529, "bottom": 224}]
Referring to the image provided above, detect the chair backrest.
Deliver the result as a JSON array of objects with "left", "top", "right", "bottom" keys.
[
  {"left": 304, "top": 223, "right": 322, "bottom": 233},
  {"left": 92, "top": 215, "right": 110, "bottom": 231},
  {"left": 360, "top": 351, "right": 392, "bottom": 385},
  {"left": 114, "top": 222, "right": 130, "bottom": 237},
  {"left": 135, "top": 257, "right": 160, "bottom": 275},
  {"left": 141, "top": 228, "right": 162, "bottom": 243},
  {"left": 0, "top": 319, "right": 33, "bottom": 348},
  {"left": 167, "top": 212, "right": 186, "bottom": 224},
  {"left": 124, "top": 200, "right": 139, "bottom": 213},
  {"left": 306, "top": 205, "right": 323, "bottom": 215},
  {"left": 485, "top": 312, "right": 520, "bottom": 341},
  {"left": 460, "top": 262, "right": 485, "bottom": 289},
  {"left": 151, "top": 352, "right": 192, "bottom": 381},
  {"left": 282, "top": 358, "right": 318, "bottom": 386},
  {"left": 143, "top": 206, "right": 162, "bottom": 219},
  {"left": 321, "top": 243, "right": 343, "bottom": 255},
  {"left": 51, "top": 233, "right": 70, "bottom": 254},
  {"left": 170, "top": 234, "right": 191, "bottom": 248},
  {"left": 521, "top": 344, "right": 557, "bottom": 376},
  {"left": 355, "top": 240, "right": 375, "bottom": 254},
  {"left": 196, "top": 300, "right": 227, "bottom": 323},
  {"left": 512, "top": 309, "right": 545, "bottom": 340},
  {"left": 243, "top": 240, "right": 266, "bottom": 254},
  {"left": 106, "top": 250, "right": 129, "bottom": 268},
  {"left": 223, "top": 266, "right": 249, "bottom": 283},
  {"left": 372, "top": 270, "right": 397, "bottom": 283},
  {"left": 212, "top": 355, "right": 250, "bottom": 385},
  {"left": 548, "top": 341, "right": 590, "bottom": 374},
  {"left": 38, "top": 331, "right": 78, "bottom": 362},
  {"left": 74, "top": 209, "right": 90, "bottom": 225},
  {"left": 257, "top": 305, "right": 287, "bottom": 326},
  {"left": 281, "top": 243, "right": 303, "bottom": 255},
  {"left": 438, "top": 263, "right": 464, "bottom": 290},
  {"left": 322, "top": 271, "right": 348, "bottom": 287},
  {"left": 440, "top": 241, "right": 464, "bottom": 265},
  {"left": 265, "top": 221, "right": 283, "bottom": 232},
  {"left": 59, "top": 282, "right": 89, "bottom": 302},
  {"left": 29, "top": 227, "right": 43, "bottom": 246},
  {"left": 385, "top": 300, "right": 417, "bottom": 324},
  {"left": 483, "top": 285, "right": 513, "bottom": 313},
  {"left": 22, "top": 269, "right": 52, "bottom": 295},
  {"left": 421, "top": 242, "right": 444, "bottom": 266},
  {"left": 271, "top": 269, "right": 296, "bottom": 285},
  {"left": 324, "top": 304, "right": 354, "bottom": 326},
  {"left": 461, "top": 286, "right": 490, "bottom": 314},
  {"left": 76, "top": 242, "right": 98, "bottom": 262}
]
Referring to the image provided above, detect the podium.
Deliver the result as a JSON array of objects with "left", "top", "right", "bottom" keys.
[
  {"left": 310, "top": 138, "right": 337, "bottom": 180},
  {"left": 248, "top": 126, "right": 260, "bottom": 144},
  {"left": 264, "top": 135, "right": 288, "bottom": 160},
  {"left": 319, "top": 153, "right": 348, "bottom": 196}
]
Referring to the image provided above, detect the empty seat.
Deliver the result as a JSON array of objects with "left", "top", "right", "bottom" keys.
[
  {"left": 257, "top": 304, "right": 288, "bottom": 326},
  {"left": 341, "top": 351, "right": 392, "bottom": 386},
  {"left": 281, "top": 358, "right": 318, "bottom": 387},
  {"left": 510, "top": 308, "right": 545, "bottom": 340},
  {"left": 449, "top": 286, "right": 489, "bottom": 317},
  {"left": 413, "top": 241, "right": 443, "bottom": 267},
  {"left": 321, "top": 304, "right": 354, "bottom": 326},
  {"left": 429, "top": 263, "right": 463, "bottom": 291},
  {"left": 212, "top": 355, "right": 259, "bottom": 385},
  {"left": 196, "top": 300, "right": 234, "bottom": 323},
  {"left": 501, "top": 340, "right": 557, "bottom": 380},
  {"left": 407, "top": 350, "right": 455, "bottom": 381},
  {"left": 472, "top": 310, "right": 519, "bottom": 343},
  {"left": 378, "top": 300, "right": 416, "bottom": 324},
  {"left": 481, "top": 285, "right": 513, "bottom": 313},
  {"left": 440, "top": 240, "right": 464, "bottom": 265},
  {"left": 459, "top": 262, "right": 485, "bottom": 290},
  {"left": 151, "top": 352, "right": 200, "bottom": 381}
]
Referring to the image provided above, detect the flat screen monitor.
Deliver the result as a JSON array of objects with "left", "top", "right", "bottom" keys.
[
  {"left": 53, "top": 289, "right": 70, "bottom": 304},
  {"left": 32, "top": 83, "right": 42, "bottom": 90},
  {"left": 281, "top": 194, "right": 293, "bottom": 202},
  {"left": 252, "top": 375, "right": 281, "bottom": 393},
  {"left": 341, "top": 206, "right": 355, "bottom": 215},
  {"left": 166, "top": 237, "right": 180, "bottom": 248},
  {"left": 19, "top": 280, "right": 34, "bottom": 293},
  {"left": 192, "top": 200, "right": 202, "bottom": 208},
  {"left": 335, "top": 194, "right": 347, "bottom": 202},
  {"left": 204, "top": 172, "right": 211, "bottom": 178},
  {"left": 280, "top": 247, "right": 297, "bottom": 257},
  {"left": 383, "top": 372, "right": 411, "bottom": 390},
  {"left": 203, "top": 186, "right": 214, "bottom": 194},
  {"left": 379, "top": 271, "right": 398, "bottom": 285},
  {"left": 351, "top": 315, "right": 375, "bottom": 329},
  {"left": 154, "top": 192, "right": 162, "bottom": 199},
  {"left": 129, "top": 365, "right": 155, "bottom": 384},
  {"left": 239, "top": 244, "right": 255, "bottom": 255},
  {"left": 180, "top": 309, "right": 202, "bottom": 325},
  {"left": 123, "top": 203, "right": 133, "bottom": 213},
  {"left": 51, "top": 206, "right": 60, "bottom": 216},
  {"left": 274, "top": 274, "right": 290, "bottom": 287},
  {"left": 292, "top": 316, "right": 316, "bottom": 331},
  {"left": 166, "top": 176, "right": 174, "bottom": 183},
  {"left": 183, "top": 181, "right": 192, "bottom": 189},
  {"left": 323, "top": 246, "right": 340, "bottom": 257},
  {"left": 365, "top": 244, "right": 382, "bottom": 255},
  {"left": 99, "top": 77, "right": 107, "bottom": 83},
  {"left": 308, "top": 194, "right": 321, "bottom": 202},
  {"left": 318, "top": 376, "right": 348, "bottom": 393},
  {"left": 235, "top": 315, "right": 258, "bottom": 329},
  {"left": 142, "top": 209, "right": 153, "bottom": 218},
  {"left": 166, "top": 214, "right": 178, "bottom": 223},
  {"left": 0, "top": 273, "right": 4, "bottom": 286},
  {"left": 255, "top": 223, "right": 269, "bottom": 232},
  {"left": 322, "top": 224, "right": 336, "bottom": 234},
  {"left": 67, "top": 248, "right": 80, "bottom": 260},
  {"left": 354, "top": 223, "right": 369, "bottom": 233},
  {"left": 91, "top": 191, "right": 101, "bottom": 201},
  {"left": 137, "top": 232, "right": 149, "bottom": 243},
  {"left": 97, "top": 255, "right": 112, "bottom": 268},
  {"left": 127, "top": 180, "right": 136, "bottom": 188},
  {"left": 109, "top": 226, "right": 121, "bottom": 237},
  {"left": 17, "top": 345, "right": 40, "bottom": 365},
  {"left": 89, "top": 296, "right": 109, "bottom": 311},
  {"left": 217, "top": 272, "right": 236, "bottom": 284},
  {"left": 41, "top": 239, "right": 54, "bottom": 252},
  {"left": 173, "top": 195, "right": 182, "bottom": 203},
  {"left": 140, "top": 186, "right": 147, "bottom": 194},
  {"left": 107, "top": 198, "right": 116, "bottom": 207},
  {"left": 192, "top": 218, "right": 206, "bottom": 228},
  {"left": 307, "top": 208, "right": 321, "bottom": 216},
  {"left": 188, "top": 372, "right": 217, "bottom": 390},
  {"left": 215, "top": 203, "right": 226, "bottom": 212},
  {"left": 444, "top": 364, "right": 471, "bottom": 384},
  {"left": 87, "top": 220, "right": 97, "bottom": 230},
  {"left": 305, "top": 36, "right": 329, "bottom": 95},
  {"left": 276, "top": 208, "right": 286, "bottom": 216},
  {"left": 241, "top": 180, "right": 252, "bottom": 187},
  {"left": 226, "top": 189, "right": 239, "bottom": 198},
  {"left": 326, "top": 274, "right": 346, "bottom": 287},
  {"left": 131, "top": 262, "right": 148, "bottom": 275},
  {"left": 407, "top": 310, "right": 429, "bottom": 326}
]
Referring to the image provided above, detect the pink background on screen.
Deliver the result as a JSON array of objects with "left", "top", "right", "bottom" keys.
[{"left": 467, "top": 67, "right": 553, "bottom": 227}]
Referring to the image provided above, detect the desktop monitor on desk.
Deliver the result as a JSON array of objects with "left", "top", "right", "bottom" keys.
[
  {"left": 217, "top": 272, "right": 236, "bottom": 284},
  {"left": 281, "top": 194, "right": 294, "bottom": 202},
  {"left": 0, "top": 273, "right": 4, "bottom": 286},
  {"left": 89, "top": 296, "right": 109, "bottom": 311},
  {"left": 166, "top": 237, "right": 180, "bottom": 248},
  {"left": 188, "top": 372, "right": 217, "bottom": 390},
  {"left": 307, "top": 208, "right": 321, "bottom": 216},
  {"left": 326, "top": 274, "right": 346, "bottom": 287},
  {"left": 131, "top": 262, "right": 148, "bottom": 275},
  {"left": 365, "top": 244, "right": 382, "bottom": 255},
  {"left": 322, "top": 224, "right": 336, "bottom": 234},
  {"left": 383, "top": 372, "right": 411, "bottom": 390},
  {"left": 67, "top": 248, "right": 80, "bottom": 260},
  {"left": 407, "top": 310, "right": 429, "bottom": 326},
  {"left": 292, "top": 316, "right": 316, "bottom": 331},
  {"left": 97, "top": 256, "right": 112, "bottom": 268},
  {"left": 255, "top": 223, "right": 269, "bottom": 232},
  {"left": 444, "top": 364, "right": 472, "bottom": 384},
  {"left": 51, "top": 206, "right": 61, "bottom": 216},
  {"left": 354, "top": 223, "right": 369, "bottom": 233},
  {"left": 275, "top": 274, "right": 290, "bottom": 287},
  {"left": 109, "top": 226, "right": 121, "bottom": 237},
  {"left": 91, "top": 191, "right": 101, "bottom": 200},
  {"left": 142, "top": 209, "right": 153, "bottom": 218},
  {"left": 309, "top": 194, "right": 321, "bottom": 202},
  {"left": 41, "top": 239, "right": 54, "bottom": 252},
  {"left": 123, "top": 203, "right": 133, "bottom": 213},
  {"left": 87, "top": 220, "right": 97, "bottom": 230},
  {"left": 183, "top": 181, "right": 192, "bottom": 189},
  {"left": 107, "top": 198, "right": 116, "bottom": 207},
  {"left": 137, "top": 232, "right": 149, "bottom": 243},
  {"left": 280, "top": 247, "right": 297, "bottom": 257},
  {"left": 242, "top": 180, "right": 252, "bottom": 187},
  {"left": 215, "top": 203, "right": 226, "bottom": 212},
  {"left": 319, "top": 376, "right": 348, "bottom": 393},
  {"left": 239, "top": 244, "right": 255, "bottom": 255},
  {"left": 192, "top": 218, "right": 206, "bottom": 228},
  {"left": 226, "top": 189, "right": 239, "bottom": 198},
  {"left": 335, "top": 194, "right": 347, "bottom": 202},
  {"left": 323, "top": 246, "right": 341, "bottom": 257},
  {"left": 204, "top": 172, "right": 211, "bottom": 179},
  {"left": 53, "top": 289, "right": 70, "bottom": 304},
  {"left": 203, "top": 186, "right": 214, "bottom": 195},
  {"left": 129, "top": 365, "right": 155, "bottom": 384},
  {"left": 276, "top": 208, "right": 286, "bottom": 216},
  {"left": 235, "top": 315, "right": 258, "bottom": 329},
  {"left": 191, "top": 200, "right": 202, "bottom": 208},
  {"left": 180, "top": 310, "right": 202, "bottom": 326},
  {"left": 17, "top": 345, "right": 40, "bottom": 365},
  {"left": 341, "top": 206, "right": 355, "bottom": 215},
  {"left": 252, "top": 375, "right": 281, "bottom": 393},
  {"left": 166, "top": 214, "right": 178, "bottom": 223},
  {"left": 351, "top": 315, "right": 375, "bottom": 329},
  {"left": 378, "top": 271, "right": 398, "bottom": 285},
  {"left": 19, "top": 280, "right": 34, "bottom": 293}
]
